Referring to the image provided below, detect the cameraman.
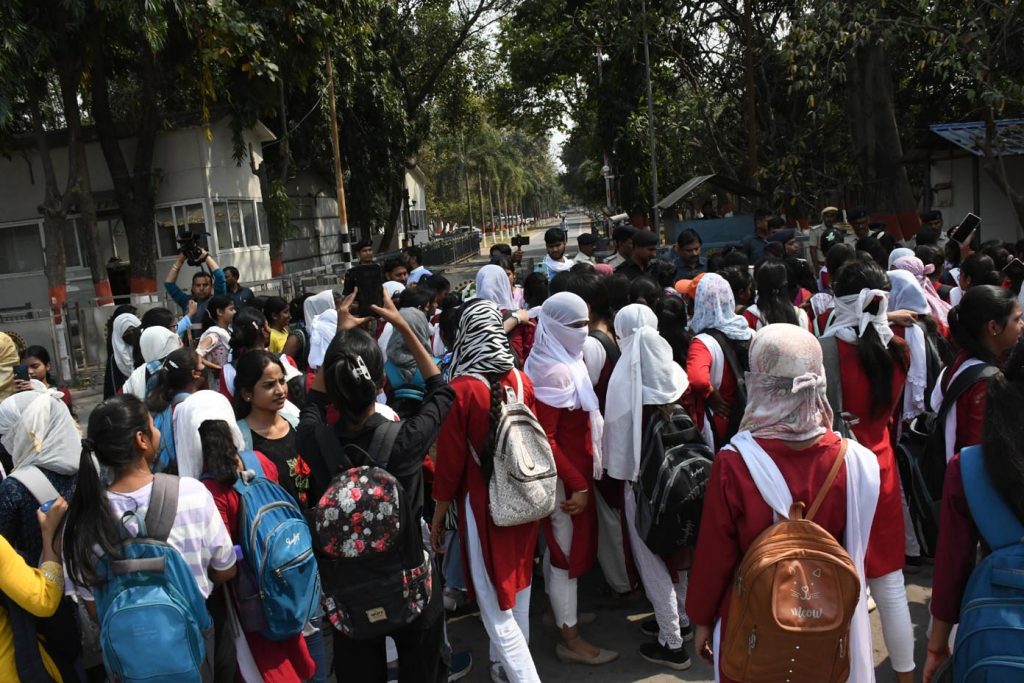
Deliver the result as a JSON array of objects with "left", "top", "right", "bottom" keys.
[{"left": 164, "top": 248, "right": 227, "bottom": 327}]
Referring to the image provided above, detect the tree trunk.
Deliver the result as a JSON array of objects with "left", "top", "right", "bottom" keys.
[
  {"left": 476, "top": 169, "right": 486, "bottom": 232},
  {"left": 742, "top": 1, "right": 759, "bottom": 188},
  {"left": 90, "top": 40, "right": 160, "bottom": 294},
  {"left": 845, "top": 41, "right": 917, "bottom": 233},
  {"left": 57, "top": 58, "right": 111, "bottom": 304}
]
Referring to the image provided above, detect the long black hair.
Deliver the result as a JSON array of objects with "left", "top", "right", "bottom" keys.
[
  {"left": 203, "top": 294, "right": 234, "bottom": 332},
  {"left": 62, "top": 395, "right": 152, "bottom": 586},
  {"left": 832, "top": 259, "right": 908, "bottom": 415},
  {"left": 982, "top": 341, "right": 1024, "bottom": 523},
  {"left": 233, "top": 350, "right": 286, "bottom": 419},
  {"left": 657, "top": 296, "right": 692, "bottom": 365},
  {"left": 146, "top": 347, "right": 200, "bottom": 412},
  {"left": 629, "top": 276, "right": 664, "bottom": 310},
  {"left": 959, "top": 254, "right": 1001, "bottom": 289},
  {"left": 754, "top": 258, "right": 798, "bottom": 326},
  {"left": 263, "top": 296, "right": 290, "bottom": 329},
  {"left": 948, "top": 285, "right": 1017, "bottom": 364},
  {"left": 322, "top": 328, "right": 384, "bottom": 426},
  {"left": 140, "top": 307, "right": 176, "bottom": 331},
  {"left": 565, "top": 273, "right": 612, "bottom": 325},
  {"left": 200, "top": 420, "right": 241, "bottom": 486}
]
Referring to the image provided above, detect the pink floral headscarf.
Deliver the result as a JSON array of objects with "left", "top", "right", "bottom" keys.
[
  {"left": 738, "top": 323, "right": 834, "bottom": 441},
  {"left": 892, "top": 255, "right": 950, "bottom": 325}
]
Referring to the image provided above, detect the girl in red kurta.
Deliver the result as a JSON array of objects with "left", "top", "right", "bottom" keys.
[
  {"left": 932, "top": 285, "right": 1023, "bottom": 459},
  {"left": 198, "top": 420, "right": 315, "bottom": 683},
  {"left": 687, "top": 323, "right": 881, "bottom": 683},
  {"left": 923, "top": 347, "right": 1024, "bottom": 682},
  {"left": 524, "top": 292, "right": 618, "bottom": 666},
  {"left": 429, "top": 299, "right": 542, "bottom": 683},
  {"left": 685, "top": 273, "right": 753, "bottom": 450},
  {"left": 822, "top": 259, "right": 914, "bottom": 683}
]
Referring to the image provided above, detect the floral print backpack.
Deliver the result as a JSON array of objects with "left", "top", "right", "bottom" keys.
[{"left": 314, "top": 420, "right": 433, "bottom": 639}]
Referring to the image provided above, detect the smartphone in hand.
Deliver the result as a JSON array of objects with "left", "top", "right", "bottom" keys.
[
  {"left": 13, "top": 364, "right": 29, "bottom": 382},
  {"left": 349, "top": 264, "right": 384, "bottom": 317},
  {"left": 1003, "top": 258, "right": 1024, "bottom": 282},
  {"left": 950, "top": 213, "right": 980, "bottom": 244}
]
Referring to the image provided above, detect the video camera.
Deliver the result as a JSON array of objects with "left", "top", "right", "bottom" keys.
[{"left": 176, "top": 230, "right": 210, "bottom": 266}]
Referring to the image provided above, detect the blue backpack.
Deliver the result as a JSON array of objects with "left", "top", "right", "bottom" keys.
[
  {"left": 151, "top": 403, "right": 176, "bottom": 474},
  {"left": 952, "top": 445, "right": 1024, "bottom": 682},
  {"left": 233, "top": 451, "right": 321, "bottom": 640},
  {"left": 92, "top": 474, "right": 211, "bottom": 683}
]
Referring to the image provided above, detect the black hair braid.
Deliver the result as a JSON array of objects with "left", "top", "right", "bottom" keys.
[
  {"left": 480, "top": 374, "right": 503, "bottom": 481},
  {"left": 199, "top": 421, "right": 241, "bottom": 485}
]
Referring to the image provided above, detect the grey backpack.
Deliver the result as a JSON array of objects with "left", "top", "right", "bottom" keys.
[{"left": 467, "top": 369, "right": 557, "bottom": 527}]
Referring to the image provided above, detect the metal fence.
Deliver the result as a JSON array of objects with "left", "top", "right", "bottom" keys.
[{"left": 0, "top": 304, "right": 82, "bottom": 386}]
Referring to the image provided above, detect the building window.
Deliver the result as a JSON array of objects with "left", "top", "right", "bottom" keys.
[
  {"left": 154, "top": 203, "right": 208, "bottom": 259},
  {"left": 240, "top": 200, "right": 258, "bottom": 247},
  {"left": 0, "top": 223, "right": 45, "bottom": 275},
  {"left": 228, "top": 202, "right": 244, "bottom": 248},
  {"left": 256, "top": 202, "right": 268, "bottom": 246},
  {"left": 213, "top": 201, "right": 233, "bottom": 252}
]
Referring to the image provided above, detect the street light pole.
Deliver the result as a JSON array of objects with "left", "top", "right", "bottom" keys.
[
  {"left": 325, "top": 52, "right": 352, "bottom": 263},
  {"left": 641, "top": 0, "right": 660, "bottom": 239}
]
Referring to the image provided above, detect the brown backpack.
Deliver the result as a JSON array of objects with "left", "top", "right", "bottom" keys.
[{"left": 721, "top": 439, "right": 861, "bottom": 683}]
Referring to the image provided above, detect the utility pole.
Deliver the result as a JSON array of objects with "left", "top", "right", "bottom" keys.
[
  {"left": 325, "top": 52, "right": 352, "bottom": 263},
  {"left": 641, "top": 0, "right": 661, "bottom": 239},
  {"left": 595, "top": 42, "right": 614, "bottom": 213}
]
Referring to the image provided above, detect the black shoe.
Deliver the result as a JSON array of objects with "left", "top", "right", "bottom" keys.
[
  {"left": 639, "top": 642, "right": 692, "bottom": 671},
  {"left": 640, "top": 619, "right": 694, "bottom": 642}
]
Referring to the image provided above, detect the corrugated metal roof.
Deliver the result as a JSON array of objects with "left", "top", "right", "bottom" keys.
[
  {"left": 929, "top": 119, "right": 1024, "bottom": 157},
  {"left": 656, "top": 174, "right": 761, "bottom": 209}
]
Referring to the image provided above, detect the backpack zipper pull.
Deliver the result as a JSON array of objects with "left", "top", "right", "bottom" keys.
[
  {"left": 748, "top": 626, "right": 757, "bottom": 654},
  {"left": 838, "top": 636, "right": 846, "bottom": 658}
]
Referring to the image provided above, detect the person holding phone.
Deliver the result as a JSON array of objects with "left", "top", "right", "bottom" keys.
[
  {"left": 0, "top": 495, "right": 68, "bottom": 682},
  {"left": 15, "top": 346, "right": 74, "bottom": 416}
]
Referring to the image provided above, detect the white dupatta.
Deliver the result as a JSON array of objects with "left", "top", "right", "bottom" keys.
[{"left": 723, "top": 430, "right": 880, "bottom": 683}]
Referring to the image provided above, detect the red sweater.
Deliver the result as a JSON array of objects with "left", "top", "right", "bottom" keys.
[
  {"left": 686, "top": 336, "right": 740, "bottom": 440},
  {"left": 931, "top": 454, "right": 979, "bottom": 624},
  {"left": 686, "top": 432, "right": 848, "bottom": 683},
  {"left": 433, "top": 372, "right": 541, "bottom": 611},
  {"left": 942, "top": 354, "right": 989, "bottom": 453}
]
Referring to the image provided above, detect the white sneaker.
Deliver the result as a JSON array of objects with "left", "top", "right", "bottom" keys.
[{"left": 490, "top": 662, "right": 510, "bottom": 682}]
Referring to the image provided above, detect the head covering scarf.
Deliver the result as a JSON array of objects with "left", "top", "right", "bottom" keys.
[
  {"left": 688, "top": 272, "right": 753, "bottom": 341},
  {"left": 305, "top": 290, "right": 337, "bottom": 370},
  {"left": 737, "top": 324, "right": 833, "bottom": 441},
  {"left": 822, "top": 287, "right": 894, "bottom": 348},
  {"left": 602, "top": 305, "right": 689, "bottom": 482},
  {"left": 112, "top": 313, "right": 142, "bottom": 377},
  {"left": 2, "top": 392, "right": 82, "bottom": 475},
  {"left": 888, "top": 270, "right": 930, "bottom": 419},
  {"left": 449, "top": 299, "right": 516, "bottom": 379},
  {"left": 383, "top": 281, "right": 406, "bottom": 298},
  {"left": 593, "top": 263, "right": 614, "bottom": 277},
  {"left": 892, "top": 255, "right": 951, "bottom": 325},
  {"left": 172, "top": 390, "right": 245, "bottom": 479},
  {"left": 524, "top": 292, "right": 605, "bottom": 478},
  {"left": 475, "top": 264, "right": 516, "bottom": 312},
  {"left": 386, "top": 308, "right": 431, "bottom": 382},
  {"left": 0, "top": 332, "right": 19, "bottom": 401},
  {"left": 0, "top": 381, "right": 52, "bottom": 437},
  {"left": 123, "top": 326, "right": 183, "bottom": 400},
  {"left": 886, "top": 247, "right": 914, "bottom": 270}
]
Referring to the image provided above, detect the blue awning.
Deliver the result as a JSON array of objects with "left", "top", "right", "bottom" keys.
[{"left": 929, "top": 119, "right": 1024, "bottom": 157}]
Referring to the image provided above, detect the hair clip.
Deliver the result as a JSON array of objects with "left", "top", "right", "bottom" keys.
[
  {"left": 352, "top": 356, "right": 372, "bottom": 382},
  {"left": 167, "top": 359, "right": 179, "bottom": 369}
]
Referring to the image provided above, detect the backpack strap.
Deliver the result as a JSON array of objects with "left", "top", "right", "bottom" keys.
[
  {"left": 236, "top": 419, "right": 255, "bottom": 452},
  {"left": 937, "top": 363, "right": 999, "bottom": 423},
  {"left": 238, "top": 451, "right": 265, "bottom": 478},
  {"left": 366, "top": 420, "right": 401, "bottom": 470},
  {"left": 818, "top": 336, "right": 850, "bottom": 437},
  {"left": 8, "top": 466, "right": 60, "bottom": 506},
  {"left": 589, "top": 330, "right": 621, "bottom": 365},
  {"left": 510, "top": 369, "right": 524, "bottom": 403},
  {"left": 145, "top": 473, "right": 180, "bottom": 542},
  {"left": 805, "top": 439, "right": 848, "bottom": 522},
  {"left": 960, "top": 445, "right": 1024, "bottom": 550}
]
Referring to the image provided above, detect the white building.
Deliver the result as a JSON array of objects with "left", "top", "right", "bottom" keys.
[{"left": 927, "top": 119, "right": 1024, "bottom": 243}]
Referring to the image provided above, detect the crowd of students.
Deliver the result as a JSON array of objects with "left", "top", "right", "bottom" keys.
[{"left": 0, "top": 212, "right": 1022, "bottom": 683}]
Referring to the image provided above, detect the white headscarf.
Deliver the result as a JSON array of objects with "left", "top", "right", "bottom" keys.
[
  {"left": 112, "top": 313, "right": 142, "bottom": 377},
  {"left": 886, "top": 247, "right": 914, "bottom": 270},
  {"left": 172, "top": 390, "right": 245, "bottom": 479},
  {"left": 524, "top": 292, "right": 604, "bottom": 479},
  {"left": 383, "top": 281, "right": 406, "bottom": 298},
  {"left": 821, "top": 287, "right": 894, "bottom": 348},
  {"left": 2, "top": 392, "right": 82, "bottom": 475},
  {"left": 305, "top": 290, "right": 337, "bottom": 370},
  {"left": 602, "top": 305, "right": 689, "bottom": 482},
  {"left": 449, "top": 299, "right": 516, "bottom": 379},
  {"left": 737, "top": 324, "right": 833, "bottom": 441},
  {"left": 688, "top": 273, "right": 753, "bottom": 341},
  {"left": 0, "top": 381, "right": 53, "bottom": 437},
  {"left": 888, "top": 270, "right": 930, "bottom": 419},
  {"left": 475, "top": 264, "right": 516, "bottom": 312},
  {"left": 123, "top": 327, "right": 183, "bottom": 400}
]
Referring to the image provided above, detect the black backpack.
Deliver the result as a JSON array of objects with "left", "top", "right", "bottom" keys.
[
  {"left": 896, "top": 363, "right": 1000, "bottom": 555},
  {"left": 702, "top": 329, "right": 749, "bottom": 449},
  {"left": 633, "top": 405, "right": 715, "bottom": 556},
  {"left": 313, "top": 419, "right": 433, "bottom": 640}
]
